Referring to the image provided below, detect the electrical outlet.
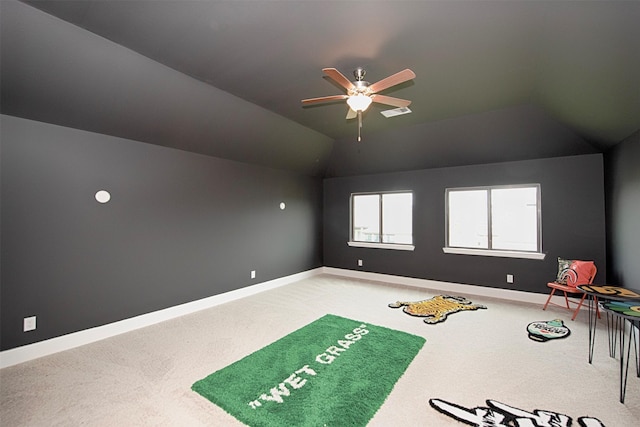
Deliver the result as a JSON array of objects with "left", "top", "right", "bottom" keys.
[
  {"left": 506, "top": 274, "right": 514, "bottom": 284},
  {"left": 251, "top": 270, "right": 256, "bottom": 279},
  {"left": 23, "top": 316, "right": 37, "bottom": 332},
  {"left": 358, "top": 259, "right": 363, "bottom": 267}
]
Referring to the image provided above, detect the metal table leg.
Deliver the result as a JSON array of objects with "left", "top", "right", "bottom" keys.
[
  {"left": 619, "top": 319, "right": 640, "bottom": 404},
  {"left": 635, "top": 322, "right": 640, "bottom": 378},
  {"left": 588, "top": 294, "right": 597, "bottom": 364},
  {"left": 607, "top": 308, "right": 619, "bottom": 358}
]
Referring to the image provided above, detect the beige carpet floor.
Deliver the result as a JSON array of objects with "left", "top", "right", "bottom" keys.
[{"left": 1, "top": 274, "right": 639, "bottom": 426}]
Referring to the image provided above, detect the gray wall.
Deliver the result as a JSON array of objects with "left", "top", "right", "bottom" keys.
[
  {"left": 605, "top": 131, "right": 640, "bottom": 292},
  {"left": 1, "top": 115, "right": 323, "bottom": 351},
  {"left": 323, "top": 154, "right": 606, "bottom": 294}
]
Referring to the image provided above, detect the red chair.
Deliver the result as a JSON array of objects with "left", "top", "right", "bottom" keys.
[{"left": 543, "top": 259, "right": 599, "bottom": 321}]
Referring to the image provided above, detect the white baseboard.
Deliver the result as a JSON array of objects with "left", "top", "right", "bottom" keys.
[
  {"left": 0, "top": 268, "right": 322, "bottom": 369},
  {"left": 322, "top": 267, "right": 548, "bottom": 305},
  {"left": 1, "top": 267, "right": 546, "bottom": 369}
]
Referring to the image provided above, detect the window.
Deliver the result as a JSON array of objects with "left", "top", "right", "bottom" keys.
[
  {"left": 349, "top": 192, "right": 414, "bottom": 251},
  {"left": 444, "top": 185, "right": 544, "bottom": 259}
]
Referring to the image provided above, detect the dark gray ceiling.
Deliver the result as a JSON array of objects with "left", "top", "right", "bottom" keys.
[{"left": 2, "top": 0, "right": 639, "bottom": 177}]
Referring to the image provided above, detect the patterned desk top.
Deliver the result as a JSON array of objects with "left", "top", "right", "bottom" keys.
[
  {"left": 577, "top": 285, "right": 640, "bottom": 301},
  {"left": 600, "top": 301, "right": 640, "bottom": 320}
]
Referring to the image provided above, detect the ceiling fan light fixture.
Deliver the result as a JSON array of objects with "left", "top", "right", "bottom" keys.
[{"left": 346, "top": 94, "right": 372, "bottom": 112}]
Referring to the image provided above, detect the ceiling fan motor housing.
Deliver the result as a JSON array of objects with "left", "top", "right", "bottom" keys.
[
  {"left": 350, "top": 68, "right": 371, "bottom": 95},
  {"left": 350, "top": 80, "right": 371, "bottom": 96}
]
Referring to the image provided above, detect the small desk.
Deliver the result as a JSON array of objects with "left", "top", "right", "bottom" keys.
[
  {"left": 576, "top": 285, "right": 640, "bottom": 364},
  {"left": 600, "top": 301, "right": 640, "bottom": 403}
]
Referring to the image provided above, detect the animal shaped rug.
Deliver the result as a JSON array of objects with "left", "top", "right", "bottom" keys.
[
  {"left": 388, "top": 295, "right": 486, "bottom": 324},
  {"left": 430, "top": 398, "right": 605, "bottom": 426},
  {"left": 526, "top": 319, "right": 571, "bottom": 342}
]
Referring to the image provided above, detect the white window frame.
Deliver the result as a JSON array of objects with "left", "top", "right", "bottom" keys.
[
  {"left": 443, "top": 184, "right": 545, "bottom": 260},
  {"left": 348, "top": 191, "right": 415, "bottom": 251}
]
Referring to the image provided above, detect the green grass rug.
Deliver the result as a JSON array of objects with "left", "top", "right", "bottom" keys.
[{"left": 192, "top": 314, "right": 426, "bottom": 427}]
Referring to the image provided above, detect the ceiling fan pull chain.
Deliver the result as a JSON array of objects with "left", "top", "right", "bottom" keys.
[{"left": 358, "top": 110, "right": 362, "bottom": 142}]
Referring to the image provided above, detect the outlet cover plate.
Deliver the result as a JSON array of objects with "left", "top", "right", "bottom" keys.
[{"left": 24, "top": 316, "right": 36, "bottom": 332}]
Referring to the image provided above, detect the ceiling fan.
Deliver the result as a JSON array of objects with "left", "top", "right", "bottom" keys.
[{"left": 302, "top": 67, "right": 416, "bottom": 141}]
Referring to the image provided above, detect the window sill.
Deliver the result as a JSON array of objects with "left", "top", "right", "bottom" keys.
[
  {"left": 442, "top": 247, "right": 546, "bottom": 260},
  {"left": 348, "top": 241, "right": 415, "bottom": 251}
]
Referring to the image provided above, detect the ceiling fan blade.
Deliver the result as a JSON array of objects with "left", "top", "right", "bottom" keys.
[
  {"left": 368, "top": 69, "right": 416, "bottom": 94},
  {"left": 371, "top": 94, "right": 412, "bottom": 108},
  {"left": 346, "top": 108, "right": 357, "bottom": 120},
  {"left": 323, "top": 68, "right": 355, "bottom": 91},
  {"left": 301, "top": 94, "right": 348, "bottom": 105}
]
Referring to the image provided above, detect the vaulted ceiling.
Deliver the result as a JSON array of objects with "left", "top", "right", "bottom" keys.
[{"left": 2, "top": 0, "right": 639, "bottom": 177}]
